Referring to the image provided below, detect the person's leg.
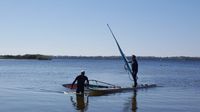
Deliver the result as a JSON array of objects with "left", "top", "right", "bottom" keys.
[
  {"left": 76, "top": 88, "right": 81, "bottom": 93},
  {"left": 80, "top": 86, "right": 84, "bottom": 94},
  {"left": 133, "top": 76, "right": 137, "bottom": 87}
]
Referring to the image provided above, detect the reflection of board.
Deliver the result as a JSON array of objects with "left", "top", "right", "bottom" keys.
[
  {"left": 64, "top": 91, "right": 88, "bottom": 95},
  {"left": 89, "top": 84, "right": 157, "bottom": 96}
]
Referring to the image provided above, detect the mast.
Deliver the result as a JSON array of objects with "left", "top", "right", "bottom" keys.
[{"left": 107, "top": 24, "right": 133, "bottom": 80}]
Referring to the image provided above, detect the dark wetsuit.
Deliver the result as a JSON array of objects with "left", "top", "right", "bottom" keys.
[
  {"left": 72, "top": 75, "right": 89, "bottom": 93},
  {"left": 131, "top": 59, "right": 138, "bottom": 87}
]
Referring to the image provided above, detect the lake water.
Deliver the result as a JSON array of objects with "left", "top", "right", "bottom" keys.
[{"left": 0, "top": 58, "right": 200, "bottom": 112}]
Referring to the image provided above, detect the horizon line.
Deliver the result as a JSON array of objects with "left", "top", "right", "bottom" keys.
[{"left": 0, "top": 54, "right": 200, "bottom": 58}]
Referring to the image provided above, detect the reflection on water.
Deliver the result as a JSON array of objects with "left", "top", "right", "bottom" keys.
[
  {"left": 131, "top": 90, "right": 137, "bottom": 112},
  {"left": 124, "top": 90, "right": 137, "bottom": 112},
  {"left": 69, "top": 90, "right": 138, "bottom": 112},
  {"left": 70, "top": 94, "right": 89, "bottom": 111}
]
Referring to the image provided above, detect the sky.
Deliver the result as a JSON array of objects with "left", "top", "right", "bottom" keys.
[{"left": 0, "top": 0, "right": 200, "bottom": 57}]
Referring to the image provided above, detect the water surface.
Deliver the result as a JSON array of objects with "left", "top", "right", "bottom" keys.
[{"left": 0, "top": 58, "right": 200, "bottom": 112}]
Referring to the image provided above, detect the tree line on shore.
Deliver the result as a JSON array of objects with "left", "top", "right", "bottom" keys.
[
  {"left": 0, "top": 54, "right": 200, "bottom": 61},
  {"left": 0, "top": 54, "right": 52, "bottom": 60}
]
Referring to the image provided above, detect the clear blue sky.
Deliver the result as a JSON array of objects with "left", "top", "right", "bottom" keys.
[{"left": 0, "top": 0, "right": 200, "bottom": 57}]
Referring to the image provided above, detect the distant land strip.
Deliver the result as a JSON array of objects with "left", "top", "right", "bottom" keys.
[
  {"left": 0, "top": 54, "right": 200, "bottom": 61},
  {"left": 53, "top": 55, "right": 200, "bottom": 61},
  {"left": 0, "top": 54, "right": 52, "bottom": 60}
]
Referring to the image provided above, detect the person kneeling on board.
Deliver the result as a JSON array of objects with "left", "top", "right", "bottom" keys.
[{"left": 71, "top": 70, "right": 89, "bottom": 94}]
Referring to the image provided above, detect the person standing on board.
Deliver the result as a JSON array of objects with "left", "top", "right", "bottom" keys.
[
  {"left": 71, "top": 70, "right": 89, "bottom": 94},
  {"left": 130, "top": 55, "right": 138, "bottom": 87}
]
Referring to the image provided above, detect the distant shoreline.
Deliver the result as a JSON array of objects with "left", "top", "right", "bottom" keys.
[
  {"left": 0, "top": 54, "right": 200, "bottom": 61},
  {"left": 53, "top": 55, "right": 200, "bottom": 61},
  {"left": 0, "top": 54, "right": 52, "bottom": 60}
]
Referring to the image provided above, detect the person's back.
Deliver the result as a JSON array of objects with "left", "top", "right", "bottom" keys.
[
  {"left": 132, "top": 59, "right": 138, "bottom": 75},
  {"left": 71, "top": 71, "right": 89, "bottom": 94},
  {"left": 76, "top": 75, "right": 88, "bottom": 88}
]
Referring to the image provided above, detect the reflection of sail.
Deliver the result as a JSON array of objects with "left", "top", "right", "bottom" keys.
[
  {"left": 70, "top": 94, "right": 89, "bottom": 111},
  {"left": 123, "top": 90, "right": 137, "bottom": 112}
]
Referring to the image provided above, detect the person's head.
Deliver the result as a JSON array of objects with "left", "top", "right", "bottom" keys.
[
  {"left": 132, "top": 55, "right": 136, "bottom": 60},
  {"left": 80, "top": 70, "right": 85, "bottom": 75}
]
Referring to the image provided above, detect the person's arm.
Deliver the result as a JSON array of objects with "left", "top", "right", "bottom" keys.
[
  {"left": 86, "top": 77, "right": 89, "bottom": 87},
  {"left": 71, "top": 77, "right": 77, "bottom": 89}
]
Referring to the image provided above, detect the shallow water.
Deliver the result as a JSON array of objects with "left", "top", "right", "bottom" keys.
[{"left": 0, "top": 58, "right": 200, "bottom": 112}]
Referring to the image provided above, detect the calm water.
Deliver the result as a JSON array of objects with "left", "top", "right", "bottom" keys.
[{"left": 0, "top": 58, "right": 200, "bottom": 112}]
